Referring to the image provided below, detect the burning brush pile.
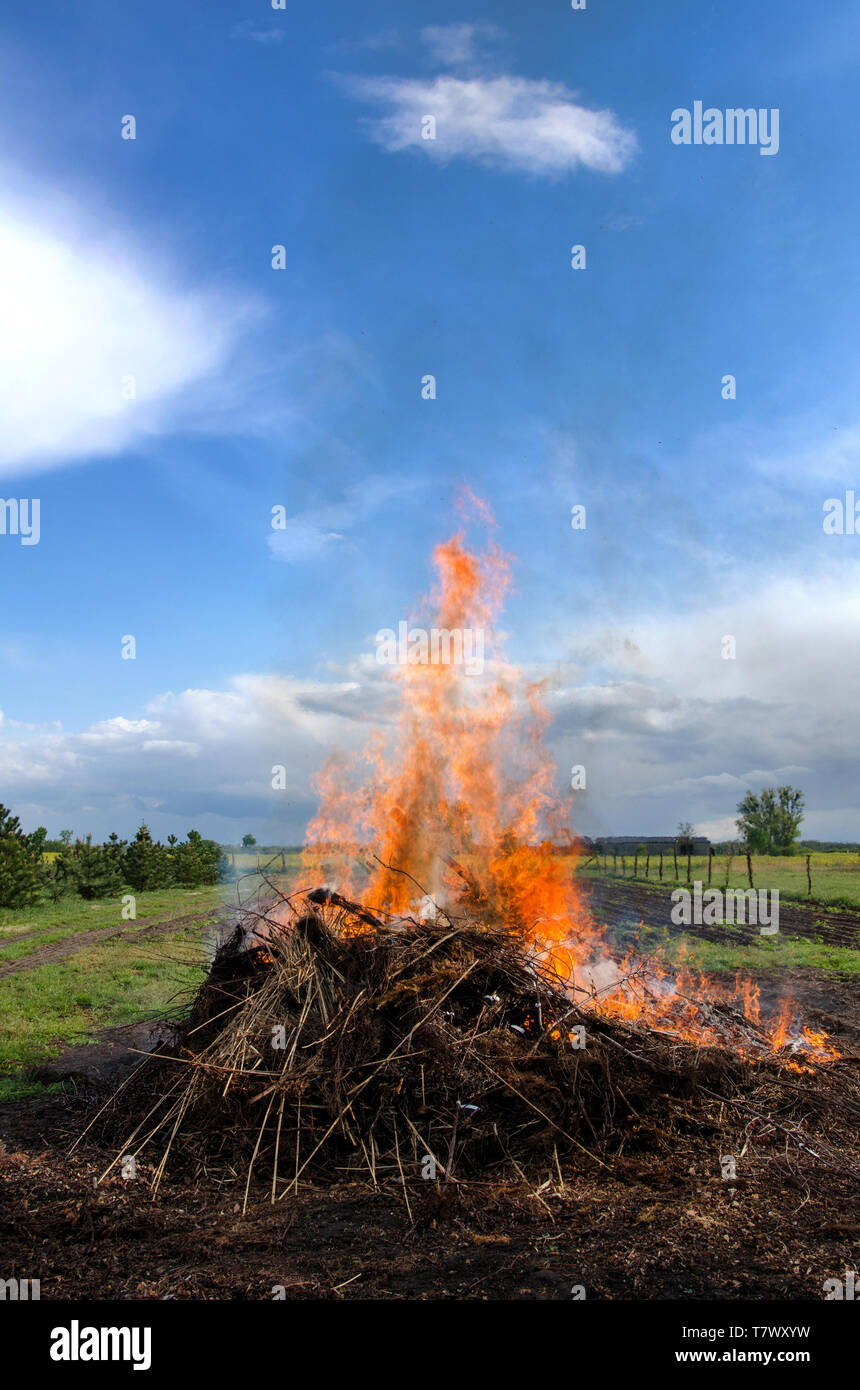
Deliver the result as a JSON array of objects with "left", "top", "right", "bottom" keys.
[
  {"left": 103, "top": 498, "right": 857, "bottom": 1199},
  {"left": 111, "top": 890, "right": 627, "bottom": 1192},
  {"left": 104, "top": 882, "right": 857, "bottom": 1203}
]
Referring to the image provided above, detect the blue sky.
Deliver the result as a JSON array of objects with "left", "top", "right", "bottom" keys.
[{"left": 1, "top": 0, "right": 859, "bottom": 844}]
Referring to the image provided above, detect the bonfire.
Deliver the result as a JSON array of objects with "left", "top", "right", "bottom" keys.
[{"left": 98, "top": 496, "right": 857, "bottom": 1207}]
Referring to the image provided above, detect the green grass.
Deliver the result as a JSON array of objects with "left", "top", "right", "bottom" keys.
[
  {"left": 577, "top": 851, "right": 860, "bottom": 908},
  {"left": 0, "top": 887, "right": 225, "bottom": 1102},
  {"left": 0, "top": 918, "right": 215, "bottom": 1081},
  {"left": 0, "top": 885, "right": 223, "bottom": 964},
  {"left": 0, "top": 1076, "right": 64, "bottom": 1103},
  {"left": 633, "top": 922, "right": 860, "bottom": 974}
]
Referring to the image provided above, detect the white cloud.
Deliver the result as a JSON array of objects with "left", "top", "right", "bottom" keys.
[
  {"left": 420, "top": 24, "right": 503, "bottom": 68},
  {"left": 268, "top": 475, "right": 419, "bottom": 564},
  {"left": 653, "top": 767, "right": 810, "bottom": 795},
  {"left": 752, "top": 421, "right": 860, "bottom": 483},
  {"left": 0, "top": 673, "right": 377, "bottom": 841},
  {"left": 0, "top": 179, "right": 260, "bottom": 475},
  {"left": 141, "top": 739, "right": 202, "bottom": 757},
  {"left": 696, "top": 815, "right": 739, "bottom": 842},
  {"left": 547, "top": 558, "right": 860, "bottom": 838},
  {"left": 617, "top": 570, "right": 860, "bottom": 723},
  {"left": 270, "top": 520, "right": 346, "bottom": 563},
  {"left": 6, "top": 557, "right": 860, "bottom": 843},
  {"left": 342, "top": 74, "right": 637, "bottom": 177}
]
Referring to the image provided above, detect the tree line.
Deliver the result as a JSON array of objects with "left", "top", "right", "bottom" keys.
[{"left": 0, "top": 803, "right": 226, "bottom": 909}]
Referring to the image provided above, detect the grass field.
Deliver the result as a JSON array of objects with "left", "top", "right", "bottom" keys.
[
  {"left": 0, "top": 870, "right": 304, "bottom": 1102},
  {"left": 222, "top": 848, "right": 303, "bottom": 872},
  {"left": 0, "top": 885, "right": 224, "bottom": 1100},
  {"left": 0, "top": 885, "right": 222, "bottom": 962},
  {"left": 631, "top": 922, "right": 860, "bottom": 974},
  {"left": 577, "top": 850, "right": 860, "bottom": 907}
]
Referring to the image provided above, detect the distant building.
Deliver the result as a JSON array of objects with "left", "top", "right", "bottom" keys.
[{"left": 587, "top": 835, "right": 712, "bottom": 857}]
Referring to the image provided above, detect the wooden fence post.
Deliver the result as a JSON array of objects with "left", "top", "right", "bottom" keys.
[
  {"left": 746, "top": 852, "right": 754, "bottom": 888},
  {"left": 645, "top": 853, "right": 650, "bottom": 880},
  {"left": 686, "top": 849, "right": 692, "bottom": 883},
  {"left": 633, "top": 852, "right": 639, "bottom": 879},
  {"left": 613, "top": 853, "right": 617, "bottom": 875},
  {"left": 658, "top": 852, "right": 663, "bottom": 882},
  {"left": 621, "top": 854, "right": 627, "bottom": 878},
  {"left": 806, "top": 853, "right": 812, "bottom": 896}
]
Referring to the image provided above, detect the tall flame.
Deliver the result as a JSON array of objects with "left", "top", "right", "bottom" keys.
[
  {"left": 301, "top": 498, "right": 837, "bottom": 1067},
  {"left": 304, "top": 501, "right": 587, "bottom": 945}
]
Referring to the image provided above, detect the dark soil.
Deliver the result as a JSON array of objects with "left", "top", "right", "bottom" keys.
[
  {"left": 28, "top": 1021, "right": 166, "bottom": 1085},
  {"left": 0, "top": 1084, "right": 858, "bottom": 1301},
  {"left": 585, "top": 877, "right": 860, "bottom": 948}
]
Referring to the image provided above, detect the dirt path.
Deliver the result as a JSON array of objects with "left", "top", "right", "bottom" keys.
[{"left": 0, "top": 906, "right": 235, "bottom": 981}]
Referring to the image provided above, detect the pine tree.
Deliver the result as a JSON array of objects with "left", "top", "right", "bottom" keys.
[
  {"left": 175, "top": 830, "right": 225, "bottom": 886},
  {"left": 124, "top": 823, "right": 173, "bottom": 892},
  {"left": 41, "top": 856, "right": 70, "bottom": 903},
  {"left": 27, "top": 826, "right": 47, "bottom": 858},
  {"left": 0, "top": 803, "right": 41, "bottom": 908},
  {"left": 64, "top": 835, "right": 123, "bottom": 900},
  {"left": 104, "top": 832, "right": 128, "bottom": 883}
]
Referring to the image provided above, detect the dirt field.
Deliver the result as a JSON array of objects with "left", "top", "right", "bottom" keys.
[
  {"left": 584, "top": 876, "right": 860, "bottom": 949},
  {"left": 1, "top": 1084, "right": 858, "bottom": 1301}
]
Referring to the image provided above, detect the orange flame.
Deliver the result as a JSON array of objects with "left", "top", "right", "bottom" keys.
[{"left": 300, "top": 499, "right": 837, "bottom": 1068}]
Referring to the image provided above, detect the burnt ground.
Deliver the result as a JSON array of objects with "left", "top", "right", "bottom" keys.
[
  {"left": 1, "top": 893, "right": 858, "bottom": 1302},
  {"left": 0, "top": 1082, "right": 858, "bottom": 1301}
]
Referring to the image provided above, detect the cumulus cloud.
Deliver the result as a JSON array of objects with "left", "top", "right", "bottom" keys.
[
  {"left": 342, "top": 73, "right": 637, "bottom": 177},
  {"left": 548, "top": 560, "right": 860, "bottom": 838},
  {"left": 696, "top": 814, "right": 742, "bottom": 842},
  {"left": 6, "top": 555, "right": 860, "bottom": 843},
  {"left": 0, "top": 673, "right": 382, "bottom": 842},
  {"left": 0, "top": 177, "right": 261, "bottom": 475}
]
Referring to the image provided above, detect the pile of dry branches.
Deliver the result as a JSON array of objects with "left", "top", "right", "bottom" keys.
[{"left": 99, "top": 888, "right": 860, "bottom": 1206}]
